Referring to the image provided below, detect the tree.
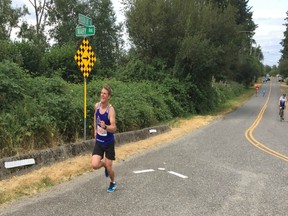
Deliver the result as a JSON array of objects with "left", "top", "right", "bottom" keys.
[
  {"left": 46, "top": 0, "right": 85, "bottom": 45},
  {"left": 278, "top": 11, "right": 288, "bottom": 77},
  {"left": 125, "top": 0, "right": 180, "bottom": 67},
  {"left": 210, "top": 0, "right": 256, "bottom": 34},
  {"left": 15, "top": 41, "right": 42, "bottom": 76},
  {"left": 209, "top": 0, "right": 259, "bottom": 82},
  {"left": 17, "top": 0, "right": 49, "bottom": 49},
  {"left": 125, "top": 0, "right": 245, "bottom": 80},
  {"left": 0, "top": 40, "right": 23, "bottom": 65},
  {"left": 280, "top": 11, "right": 288, "bottom": 62},
  {"left": 0, "top": 0, "right": 28, "bottom": 40},
  {"left": 40, "top": 42, "right": 83, "bottom": 83},
  {"left": 86, "top": 0, "right": 124, "bottom": 71},
  {"left": 278, "top": 59, "right": 288, "bottom": 78},
  {"left": 47, "top": 0, "right": 123, "bottom": 75}
]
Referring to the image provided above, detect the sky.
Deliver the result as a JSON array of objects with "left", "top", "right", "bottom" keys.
[
  {"left": 11, "top": 0, "right": 288, "bottom": 66},
  {"left": 248, "top": 0, "right": 288, "bottom": 66}
]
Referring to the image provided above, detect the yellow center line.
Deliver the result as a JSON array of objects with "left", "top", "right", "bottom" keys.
[{"left": 245, "top": 83, "right": 288, "bottom": 162}]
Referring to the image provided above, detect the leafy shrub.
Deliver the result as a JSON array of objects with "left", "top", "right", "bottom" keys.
[
  {"left": 0, "top": 61, "right": 29, "bottom": 111},
  {"left": 39, "top": 43, "right": 83, "bottom": 83},
  {"left": 0, "top": 40, "right": 23, "bottom": 65},
  {"left": 15, "top": 41, "right": 42, "bottom": 76},
  {"left": 87, "top": 79, "right": 181, "bottom": 133}
]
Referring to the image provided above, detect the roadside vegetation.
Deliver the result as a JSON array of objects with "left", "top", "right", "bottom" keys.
[
  {"left": 1, "top": 0, "right": 288, "bottom": 158},
  {"left": 0, "top": 87, "right": 255, "bottom": 206},
  {"left": 0, "top": 61, "right": 248, "bottom": 157}
]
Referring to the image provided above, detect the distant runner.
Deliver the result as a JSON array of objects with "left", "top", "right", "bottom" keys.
[{"left": 255, "top": 85, "right": 259, "bottom": 96}]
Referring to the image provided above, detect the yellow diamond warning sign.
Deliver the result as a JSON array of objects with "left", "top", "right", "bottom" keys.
[{"left": 74, "top": 38, "right": 96, "bottom": 77}]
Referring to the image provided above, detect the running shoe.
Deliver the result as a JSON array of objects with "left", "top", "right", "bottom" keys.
[
  {"left": 104, "top": 167, "right": 109, "bottom": 178},
  {"left": 107, "top": 182, "right": 117, "bottom": 193}
]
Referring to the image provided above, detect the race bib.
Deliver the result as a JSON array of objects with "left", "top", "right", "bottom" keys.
[{"left": 97, "top": 125, "right": 107, "bottom": 136}]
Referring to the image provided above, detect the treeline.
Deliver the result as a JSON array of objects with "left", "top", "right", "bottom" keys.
[
  {"left": 279, "top": 11, "right": 288, "bottom": 79},
  {"left": 0, "top": 0, "right": 265, "bottom": 157}
]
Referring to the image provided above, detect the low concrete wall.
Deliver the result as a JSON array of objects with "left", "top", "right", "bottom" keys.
[{"left": 0, "top": 125, "right": 171, "bottom": 180}]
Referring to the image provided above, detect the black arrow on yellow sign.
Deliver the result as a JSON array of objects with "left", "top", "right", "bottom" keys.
[{"left": 74, "top": 38, "right": 96, "bottom": 78}]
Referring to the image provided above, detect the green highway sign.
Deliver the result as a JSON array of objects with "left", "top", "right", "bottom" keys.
[
  {"left": 76, "top": 25, "right": 95, "bottom": 37},
  {"left": 78, "top": 14, "right": 92, "bottom": 26}
]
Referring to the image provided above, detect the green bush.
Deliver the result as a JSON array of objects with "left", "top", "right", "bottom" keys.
[
  {"left": 0, "top": 61, "right": 247, "bottom": 158},
  {"left": 87, "top": 79, "right": 180, "bottom": 133},
  {"left": 0, "top": 61, "right": 28, "bottom": 111},
  {"left": 0, "top": 40, "right": 23, "bottom": 65}
]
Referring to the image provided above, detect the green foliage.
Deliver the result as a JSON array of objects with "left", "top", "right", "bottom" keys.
[
  {"left": 114, "top": 54, "right": 171, "bottom": 83},
  {"left": 280, "top": 11, "right": 288, "bottom": 61},
  {"left": 0, "top": 61, "right": 27, "bottom": 110},
  {"left": 175, "top": 34, "right": 218, "bottom": 84},
  {"left": 0, "top": 0, "right": 28, "bottom": 40},
  {"left": 86, "top": 0, "right": 123, "bottom": 69},
  {"left": 46, "top": 0, "right": 85, "bottom": 45},
  {"left": 278, "top": 59, "right": 288, "bottom": 78},
  {"left": 15, "top": 41, "right": 42, "bottom": 76},
  {"left": 87, "top": 79, "right": 181, "bottom": 132},
  {"left": 47, "top": 0, "right": 123, "bottom": 71},
  {"left": 0, "top": 59, "right": 248, "bottom": 158},
  {"left": 1, "top": 0, "right": 258, "bottom": 158},
  {"left": 26, "top": 76, "right": 83, "bottom": 143},
  {"left": 233, "top": 55, "right": 262, "bottom": 86},
  {"left": 40, "top": 42, "right": 83, "bottom": 83},
  {"left": 0, "top": 40, "right": 23, "bottom": 65},
  {"left": 126, "top": 0, "right": 179, "bottom": 66},
  {"left": 279, "top": 11, "right": 288, "bottom": 73},
  {"left": 212, "top": 79, "right": 245, "bottom": 107},
  {"left": 0, "top": 65, "right": 84, "bottom": 157},
  {"left": 125, "top": 0, "right": 257, "bottom": 83}
]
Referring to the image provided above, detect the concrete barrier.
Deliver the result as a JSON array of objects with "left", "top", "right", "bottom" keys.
[{"left": 0, "top": 125, "right": 171, "bottom": 180}]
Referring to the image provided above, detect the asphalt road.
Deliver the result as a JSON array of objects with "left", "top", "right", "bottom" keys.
[{"left": 1, "top": 78, "right": 287, "bottom": 216}]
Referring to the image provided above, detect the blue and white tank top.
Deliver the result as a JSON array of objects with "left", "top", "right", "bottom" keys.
[
  {"left": 279, "top": 97, "right": 286, "bottom": 107},
  {"left": 95, "top": 103, "right": 114, "bottom": 145}
]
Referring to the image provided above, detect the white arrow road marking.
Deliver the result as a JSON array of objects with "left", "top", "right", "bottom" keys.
[
  {"left": 168, "top": 171, "right": 188, "bottom": 179},
  {"left": 133, "top": 169, "right": 155, "bottom": 174},
  {"left": 133, "top": 168, "right": 188, "bottom": 179}
]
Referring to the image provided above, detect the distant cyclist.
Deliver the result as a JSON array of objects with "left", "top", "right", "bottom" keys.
[{"left": 279, "top": 93, "right": 286, "bottom": 121}]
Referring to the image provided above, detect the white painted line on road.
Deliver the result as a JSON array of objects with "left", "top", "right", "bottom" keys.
[
  {"left": 158, "top": 168, "right": 165, "bottom": 171},
  {"left": 168, "top": 171, "right": 188, "bottom": 179},
  {"left": 133, "top": 169, "right": 155, "bottom": 174}
]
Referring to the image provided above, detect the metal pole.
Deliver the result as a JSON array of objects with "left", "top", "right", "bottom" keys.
[{"left": 84, "top": 77, "right": 87, "bottom": 141}]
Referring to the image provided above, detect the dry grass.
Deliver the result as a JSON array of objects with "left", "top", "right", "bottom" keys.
[{"left": 0, "top": 90, "right": 253, "bottom": 206}]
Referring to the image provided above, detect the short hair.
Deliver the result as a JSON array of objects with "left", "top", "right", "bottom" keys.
[{"left": 103, "top": 84, "right": 112, "bottom": 96}]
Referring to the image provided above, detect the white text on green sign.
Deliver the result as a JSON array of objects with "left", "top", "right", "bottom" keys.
[
  {"left": 76, "top": 25, "right": 95, "bottom": 37},
  {"left": 78, "top": 14, "right": 92, "bottom": 26}
]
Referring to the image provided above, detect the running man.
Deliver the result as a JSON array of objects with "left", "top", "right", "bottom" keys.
[{"left": 91, "top": 84, "right": 117, "bottom": 192}]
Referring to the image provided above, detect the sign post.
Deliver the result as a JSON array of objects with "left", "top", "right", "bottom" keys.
[{"left": 74, "top": 14, "right": 96, "bottom": 141}]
